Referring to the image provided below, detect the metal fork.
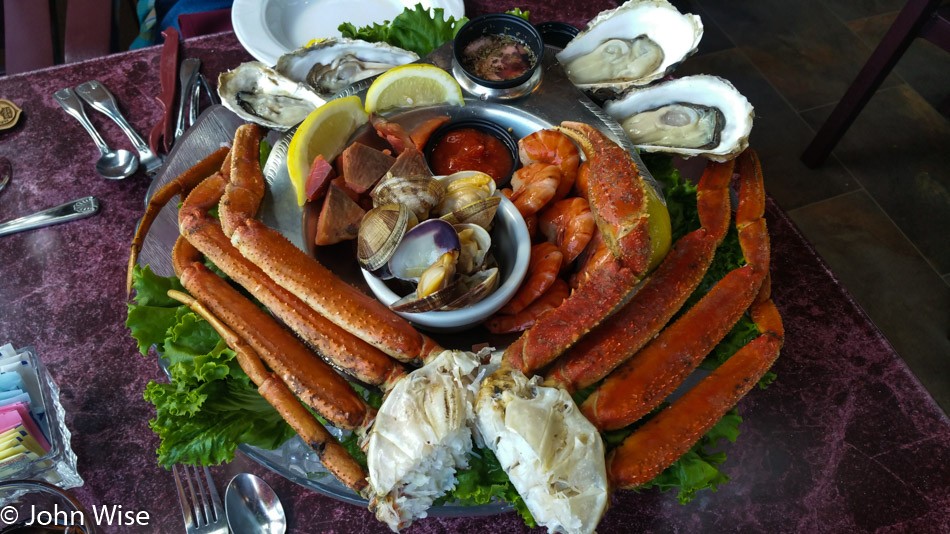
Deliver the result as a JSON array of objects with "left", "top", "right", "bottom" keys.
[
  {"left": 75, "top": 80, "right": 164, "bottom": 175},
  {"left": 173, "top": 465, "right": 229, "bottom": 534}
]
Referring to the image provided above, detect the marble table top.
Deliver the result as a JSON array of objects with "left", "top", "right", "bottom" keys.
[{"left": 0, "top": 12, "right": 947, "bottom": 534}]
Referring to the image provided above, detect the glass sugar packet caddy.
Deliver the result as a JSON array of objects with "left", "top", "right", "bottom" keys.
[{"left": 0, "top": 344, "right": 82, "bottom": 496}]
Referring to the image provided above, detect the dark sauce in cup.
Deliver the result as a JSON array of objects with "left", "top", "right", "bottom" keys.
[{"left": 460, "top": 34, "right": 537, "bottom": 82}]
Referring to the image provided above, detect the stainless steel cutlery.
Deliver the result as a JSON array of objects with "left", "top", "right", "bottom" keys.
[{"left": 76, "top": 80, "right": 164, "bottom": 175}]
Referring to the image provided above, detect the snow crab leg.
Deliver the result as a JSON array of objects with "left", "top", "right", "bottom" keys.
[
  {"left": 176, "top": 128, "right": 405, "bottom": 389},
  {"left": 166, "top": 288, "right": 370, "bottom": 496},
  {"left": 580, "top": 149, "right": 771, "bottom": 431},
  {"left": 177, "top": 261, "right": 373, "bottom": 431},
  {"left": 230, "top": 219, "right": 444, "bottom": 365},
  {"left": 126, "top": 146, "right": 230, "bottom": 294},
  {"left": 607, "top": 295, "right": 784, "bottom": 490},
  {"left": 502, "top": 121, "right": 672, "bottom": 375},
  {"left": 545, "top": 158, "right": 735, "bottom": 393}
]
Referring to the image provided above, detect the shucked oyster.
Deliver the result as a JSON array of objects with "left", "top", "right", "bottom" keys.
[
  {"left": 217, "top": 62, "right": 325, "bottom": 130},
  {"left": 276, "top": 38, "right": 419, "bottom": 98},
  {"left": 219, "top": 38, "right": 417, "bottom": 129},
  {"left": 604, "top": 75, "right": 754, "bottom": 161},
  {"left": 556, "top": 0, "right": 703, "bottom": 97},
  {"left": 621, "top": 103, "right": 724, "bottom": 150}
]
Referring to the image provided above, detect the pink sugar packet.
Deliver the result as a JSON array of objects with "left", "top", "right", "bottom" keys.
[{"left": 0, "top": 402, "right": 50, "bottom": 452}]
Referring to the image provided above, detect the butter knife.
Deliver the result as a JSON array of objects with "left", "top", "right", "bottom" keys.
[
  {"left": 175, "top": 58, "right": 201, "bottom": 142},
  {"left": 0, "top": 196, "right": 100, "bottom": 237}
]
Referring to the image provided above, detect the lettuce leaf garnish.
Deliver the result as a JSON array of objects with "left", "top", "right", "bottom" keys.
[
  {"left": 434, "top": 448, "right": 536, "bottom": 527},
  {"left": 127, "top": 265, "right": 295, "bottom": 467},
  {"left": 339, "top": 4, "right": 469, "bottom": 57},
  {"left": 126, "top": 265, "right": 186, "bottom": 355},
  {"left": 636, "top": 410, "right": 742, "bottom": 503},
  {"left": 339, "top": 5, "right": 530, "bottom": 57}
]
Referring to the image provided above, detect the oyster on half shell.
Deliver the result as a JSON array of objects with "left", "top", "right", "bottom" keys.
[
  {"left": 218, "top": 38, "right": 417, "bottom": 129},
  {"left": 217, "top": 62, "right": 326, "bottom": 130},
  {"left": 556, "top": 0, "right": 703, "bottom": 97},
  {"left": 275, "top": 37, "right": 419, "bottom": 98},
  {"left": 603, "top": 75, "right": 754, "bottom": 161}
]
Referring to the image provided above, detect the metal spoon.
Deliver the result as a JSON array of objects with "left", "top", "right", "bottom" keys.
[
  {"left": 53, "top": 88, "right": 139, "bottom": 180},
  {"left": 76, "top": 80, "right": 163, "bottom": 175},
  {"left": 225, "top": 473, "right": 286, "bottom": 534}
]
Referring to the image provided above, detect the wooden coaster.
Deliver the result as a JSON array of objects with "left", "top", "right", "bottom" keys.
[{"left": 0, "top": 100, "right": 22, "bottom": 131}]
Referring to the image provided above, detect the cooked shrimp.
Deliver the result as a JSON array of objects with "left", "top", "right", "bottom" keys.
[
  {"left": 484, "top": 279, "right": 570, "bottom": 334},
  {"left": 509, "top": 163, "right": 561, "bottom": 217},
  {"left": 519, "top": 129, "right": 580, "bottom": 201},
  {"left": 538, "top": 197, "right": 595, "bottom": 265},
  {"left": 500, "top": 242, "right": 563, "bottom": 315},
  {"left": 574, "top": 160, "right": 590, "bottom": 199},
  {"left": 523, "top": 213, "right": 538, "bottom": 241},
  {"left": 371, "top": 114, "right": 413, "bottom": 154},
  {"left": 409, "top": 115, "right": 451, "bottom": 151}
]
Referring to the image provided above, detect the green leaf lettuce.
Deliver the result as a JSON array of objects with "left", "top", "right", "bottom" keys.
[
  {"left": 340, "top": 4, "right": 469, "bottom": 56},
  {"left": 127, "top": 265, "right": 295, "bottom": 467}
]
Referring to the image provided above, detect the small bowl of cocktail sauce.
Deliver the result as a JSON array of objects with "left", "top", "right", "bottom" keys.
[
  {"left": 453, "top": 14, "right": 544, "bottom": 91},
  {"left": 423, "top": 118, "right": 519, "bottom": 186}
]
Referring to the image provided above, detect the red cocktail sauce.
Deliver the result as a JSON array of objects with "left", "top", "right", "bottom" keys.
[{"left": 429, "top": 128, "right": 512, "bottom": 184}]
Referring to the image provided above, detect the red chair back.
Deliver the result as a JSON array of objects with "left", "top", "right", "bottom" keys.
[{"left": 2, "top": 0, "right": 113, "bottom": 75}]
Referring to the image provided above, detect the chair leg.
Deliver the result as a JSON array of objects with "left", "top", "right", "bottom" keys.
[
  {"left": 937, "top": 94, "right": 950, "bottom": 118},
  {"left": 801, "top": 0, "right": 943, "bottom": 168}
]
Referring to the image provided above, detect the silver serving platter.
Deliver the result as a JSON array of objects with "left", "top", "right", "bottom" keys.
[{"left": 139, "top": 42, "right": 659, "bottom": 514}]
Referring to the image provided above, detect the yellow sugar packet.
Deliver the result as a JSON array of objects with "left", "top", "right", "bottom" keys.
[
  {"left": 0, "top": 443, "right": 31, "bottom": 461},
  {"left": 0, "top": 430, "right": 45, "bottom": 456},
  {"left": 0, "top": 449, "right": 40, "bottom": 478}
]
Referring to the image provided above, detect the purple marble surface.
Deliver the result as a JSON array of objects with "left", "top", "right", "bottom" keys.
[{"left": 0, "top": 27, "right": 948, "bottom": 534}]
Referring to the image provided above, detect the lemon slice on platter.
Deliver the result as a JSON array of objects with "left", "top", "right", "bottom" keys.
[
  {"left": 364, "top": 64, "right": 465, "bottom": 113},
  {"left": 287, "top": 96, "right": 369, "bottom": 206}
]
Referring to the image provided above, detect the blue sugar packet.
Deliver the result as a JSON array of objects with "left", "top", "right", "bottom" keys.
[{"left": 0, "top": 389, "right": 25, "bottom": 401}]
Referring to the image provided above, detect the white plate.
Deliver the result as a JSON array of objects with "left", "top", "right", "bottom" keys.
[{"left": 232, "top": 0, "right": 466, "bottom": 65}]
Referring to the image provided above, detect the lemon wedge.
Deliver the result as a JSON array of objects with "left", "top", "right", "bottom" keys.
[
  {"left": 364, "top": 64, "right": 465, "bottom": 113},
  {"left": 287, "top": 96, "right": 368, "bottom": 206}
]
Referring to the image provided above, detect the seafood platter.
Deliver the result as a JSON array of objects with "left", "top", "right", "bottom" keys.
[{"left": 129, "top": 2, "right": 780, "bottom": 533}]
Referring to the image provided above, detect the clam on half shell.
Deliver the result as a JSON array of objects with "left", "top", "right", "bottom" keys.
[
  {"left": 603, "top": 75, "right": 754, "bottom": 161},
  {"left": 555, "top": 0, "right": 703, "bottom": 98}
]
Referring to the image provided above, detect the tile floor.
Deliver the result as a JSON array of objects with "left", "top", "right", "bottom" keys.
[{"left": 669, "top": 0, "right": 950, "bottom": 413}]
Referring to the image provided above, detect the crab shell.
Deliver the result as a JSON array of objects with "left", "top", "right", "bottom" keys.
[
  {"left": 555, "top": 0, "right": 703, "bottom": 98},
  {"left": 365, "top": 349, "right": 490, "bottom": 530},
  {"left": 476, "top": 367, "right": 608, "bottom": 534},
  {"left": 603, "top": 75, "right": 754, "bottom": 161}
]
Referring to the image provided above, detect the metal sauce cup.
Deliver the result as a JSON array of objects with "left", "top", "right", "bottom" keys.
[
  {"left": 451, "top": 14, "right": 545, "bottom": 101},
  {"left": 423, "top": 117, "right": 520, "bottom": 186}
]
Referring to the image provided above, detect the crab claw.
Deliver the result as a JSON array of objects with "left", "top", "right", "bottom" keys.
[
  {"left": 475, "top": 363, "right": 609, "bottom": 534},
  {"left": 365, "top": 348, "right": 491, "bottom": 531}
]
